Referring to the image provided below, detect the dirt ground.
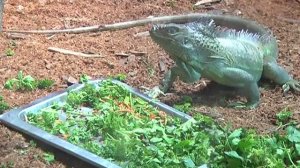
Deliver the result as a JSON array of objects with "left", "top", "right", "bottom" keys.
[{"left": 0, "top": 0, "right": 299, "bottom": 167}]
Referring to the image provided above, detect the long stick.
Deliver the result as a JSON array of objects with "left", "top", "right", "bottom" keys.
[
  {"left": 48, "top": 47, "right": 103, "bottom": 58},
  {"left": 3, "top": 13, "right": 212, "bottom": 34}
]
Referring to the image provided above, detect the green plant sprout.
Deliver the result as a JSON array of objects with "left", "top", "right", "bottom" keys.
[
  {"left": 5, "top": 48, "right": 15, "bottom": 57},
  {"left": 0, "top": 96, "right": 9, "bottom": 114},
  {"left": 4, "top": 71, "right": 54, "bottom": 91}
]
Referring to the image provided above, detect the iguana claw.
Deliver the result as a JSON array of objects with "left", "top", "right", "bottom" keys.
[
  {"left": 144, "top": 86, "right": 165, "bottom": 98},
  {"left": 282, "top": 80, "right": 300, "bottom": 93}
]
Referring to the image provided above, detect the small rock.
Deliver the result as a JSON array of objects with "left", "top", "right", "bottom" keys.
[
  {"left": 45, "top": 63, "right": 51, "bottom": 70},
  {"left": 128, "top": 70, "right": 138, "bottom": 77},
  {"left": 16, "top": 5, "right": 24, "bottom": 14},
  {"left": 15, "top": 141, "right": 29, "bottom": 149},
  {"left": 44, "top": 59, "right": 52, "bottom": 69},
  {"left": 62, "top": 76, "right": 78, "bottom": 86},
  {"left": 233, "top": 9, "right": 242, "bottom": 15},
  {"left": 159, "top": 60, "right": 166, "bottom": 72}
]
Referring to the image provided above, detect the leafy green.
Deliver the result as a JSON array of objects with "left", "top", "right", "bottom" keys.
[
  {"left": 5, "top": 48, "right": 15, "bottom": 57},
  {"left": 27, "top": 80, "right": 215, "bottom": 167},
  {"left": 42, "top": 152, "right": 55, "bottom": 164},
  {"left": 0, "top": 96, "right": 9, "bottom": 114},
  {"left": 79, "top": 74, "right": 91, "bottom": 84},
  {"left": 4, "top": 71, "right": 36, "bottom": 91},
  {"left": 109, "top": 73, "right": 127, "bottom": 81},
  {"left": 4, "top": 71, "right": 54, "bottom": 91},
  {"left": 287, "top": 126, "right": 300, "bottom": 143},
  {"left": 276, "top": 108, "right": 293, "bottom": 124},
  {"left": 174, "top": 96, "right": 193, "bottom": 113},
  {"left": 26, "top": 80, "right": 300, "bottom": 168},
  {"left": 0, "top": 161, "right": 15, "bottom": 168},
  {"left": 36, "top": 79, "right": 55, "bottom": 89}
]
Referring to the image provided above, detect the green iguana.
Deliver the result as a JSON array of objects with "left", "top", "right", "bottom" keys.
[{"left": 149, "top": 14, "right": 300, "bottom": 109}]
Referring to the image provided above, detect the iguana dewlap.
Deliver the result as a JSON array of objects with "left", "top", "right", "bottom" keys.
[{"left": 149, "top": 14, "right": 300, "bottom": 109}]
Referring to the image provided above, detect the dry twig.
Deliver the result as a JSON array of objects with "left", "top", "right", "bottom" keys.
[
  {"left": 129, "top": 50, "right": 147, "bottom": 56},
  {"left": 115, "top": 52, "right": 130, "bottom": 57},
  {"left": 6, "top": 33, "right": 28, "bottom": 40},
  {"left": 48, "top": 47, "right": 103, "bottom": 58}
]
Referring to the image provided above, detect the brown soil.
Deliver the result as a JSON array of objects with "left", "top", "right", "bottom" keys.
[{"left": 0, "top": 0, "right": 299, "bottom": 167}]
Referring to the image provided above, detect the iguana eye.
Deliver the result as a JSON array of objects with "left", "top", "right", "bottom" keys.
[{"left": 167, "top": 27, "right": 178, "bottom": 34}]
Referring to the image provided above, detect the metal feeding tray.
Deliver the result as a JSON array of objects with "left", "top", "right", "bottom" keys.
[{"left": 0, "top": 79, "right": 193, "bottom": 168}]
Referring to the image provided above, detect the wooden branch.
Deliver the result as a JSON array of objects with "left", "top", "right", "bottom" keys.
[
  {"left": 6, "top": 33, "right": 28, "bottom": 40},
  {"left": 3, "top": 13, "right": 212, "bottom": 34},
  {"left": 48, "top": 47, "right": 103, "bottom": 58}
]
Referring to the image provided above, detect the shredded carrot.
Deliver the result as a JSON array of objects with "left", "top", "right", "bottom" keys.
[
  {"left": 149, "top": 113, "right": 156, "bottom": 120},
  {"left": 117, "top": 102, "right": 141, "bottom": 119}
]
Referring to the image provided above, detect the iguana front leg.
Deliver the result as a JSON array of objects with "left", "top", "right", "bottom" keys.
[
  {"left": 144, "top": 68, "right": 177, "bottom": 98},
  {"left": 161, "top": 61, "right": 201, "bottom": 92},
  {"left": 263, "top": 61, "right": 300, "bottom": 93},
  {"left": 147, "top": 61, "right": 201, "bottom": 98}
]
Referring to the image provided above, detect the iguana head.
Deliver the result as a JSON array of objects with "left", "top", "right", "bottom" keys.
[
  {"left": 149, "top": 21, "right": 219, "bottom": 67},
  {"left": 149, "top": 23, "right": 197, "bottom": 61}
]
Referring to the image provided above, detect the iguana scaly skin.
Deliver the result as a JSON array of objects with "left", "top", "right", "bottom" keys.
[{"left": 149, "top": 14, "right": 300, "bottom": 108}]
